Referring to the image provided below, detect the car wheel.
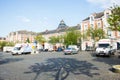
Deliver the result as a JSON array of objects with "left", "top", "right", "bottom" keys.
[
  {"left": 71, "top": 52, "right": 74, "bottom": 55},
  {"left": 96, "top": 54, "right": 99, "bottom": 57},
  {"left": 107, "top": 54, "right": 111, "bottom": 57},
  {"left": 12, "top": 54, "right": 15, "bottom": 56}
]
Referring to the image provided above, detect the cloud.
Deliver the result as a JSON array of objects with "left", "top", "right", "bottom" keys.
[
  {"left": 16, "top": 16, "right": 31, "bottom": 22},
  {"left": 22, "top": 17, "right": 30, "bottom": 22},
  {"left": 87, "top": 0, "right": 120, "bottom": 8}
]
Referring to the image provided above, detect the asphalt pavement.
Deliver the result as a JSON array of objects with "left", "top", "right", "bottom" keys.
[{"left": 0, "top": 51, "right": 120, "bottom": 80}]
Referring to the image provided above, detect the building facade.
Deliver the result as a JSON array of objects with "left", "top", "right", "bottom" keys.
[
  {"left": 80, "top": 9, "right": 120, "bottom": 50},
  {"left": 81, "top": 9, "right": 120, "bottom": 39},
  {"left": 0, "top": 37, "right": 6, "bottom": 41},
  {"left": 7, "top": 30, "right": 36, "bottom": 43},
  {"left": 39, "top": 20, "right": 80, "bottom": 42},
  {"left": 6, "top": 20, "right": 80, "bottom": 44}
]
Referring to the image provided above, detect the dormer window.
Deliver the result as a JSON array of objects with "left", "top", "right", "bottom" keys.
[
  {"left": 91, "top": 16, "right": 94, "bottom": 21},
  {"left": 106, "top": 13, "right": 110, "bottom": 18}
]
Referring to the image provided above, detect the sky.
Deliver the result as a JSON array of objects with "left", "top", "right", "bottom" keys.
[{"left": 0, "top": 0, "right": 120, "bottom": 37}]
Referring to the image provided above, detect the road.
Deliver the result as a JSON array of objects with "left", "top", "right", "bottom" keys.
[{"left": 0, "top": 51, "right": 120, "bottom": 80}]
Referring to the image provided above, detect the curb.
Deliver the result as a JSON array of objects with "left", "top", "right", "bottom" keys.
[{"left": 112, "top": 65, "right": 120, "bottom": 73}]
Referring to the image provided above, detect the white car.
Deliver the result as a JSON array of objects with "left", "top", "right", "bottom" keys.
[
  {"left": 11, "top": 46, "right": 32, "bottom": 55},
  {"left": 3, "top": 46, "right": 13, "bottom": 52}
]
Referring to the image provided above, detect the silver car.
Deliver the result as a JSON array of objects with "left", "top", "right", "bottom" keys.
[{"left": 64, "top": 48, "right": 78, "bottom": 55}]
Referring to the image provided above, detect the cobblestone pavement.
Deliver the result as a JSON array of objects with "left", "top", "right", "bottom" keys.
[{"left": 0, "top": 51, "right": 120, "bottom": 80}]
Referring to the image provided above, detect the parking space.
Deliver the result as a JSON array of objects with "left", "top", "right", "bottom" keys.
[{"left": 0, "top": 51, "right": 120, "bottom": 80}]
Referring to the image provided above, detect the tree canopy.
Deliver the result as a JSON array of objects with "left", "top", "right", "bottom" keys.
[
  {"left": 107, "top": 5, "right": 120, "bottom": 31},
  {"left": 34, "top": 34, "right": 46, "bottom": 44},
  {"left": 48, "top": 36, "right": 60, "bottom": 44},
  {"left": 86, "top": 28, "right": 105, "bottom": 41},
  {"left": 64, "top": 28, "right": 81, "bottom": 47}
]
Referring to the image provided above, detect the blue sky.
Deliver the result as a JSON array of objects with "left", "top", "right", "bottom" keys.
[{"left": 0, "top": 0, "right": 120, "bottom": 37}]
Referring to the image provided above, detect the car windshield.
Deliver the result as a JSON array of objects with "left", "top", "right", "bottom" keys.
[
  {"left": 14, "top": 47, "right": 21, "bottom": 50},
  {"left": 66, "top": 48, "right": 72, "bottom": 50},
  {"left": 66, "top": 48, "right": 76, "bottom": 50},
  {"left": 98, "top": 44, "right": 110, "bottom": 48}
]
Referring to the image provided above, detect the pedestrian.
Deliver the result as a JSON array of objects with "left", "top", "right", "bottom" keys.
[{"left": 86, "top": 42, "right": 88, "bottom": 51}]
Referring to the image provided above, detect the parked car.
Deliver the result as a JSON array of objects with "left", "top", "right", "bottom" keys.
[
  {"left": 85, "top": 46, "right": 94, "bottom": 51},
  {"left": 11, "top": 45, "right": 32, "bottom": 55},
  {"left": 64, "top": 48, "right": 78, "bottom": 55},
  {"left": 68, "top": 45, "right": 79, "bottom": 51},
  {"left": 57, "top": 47, "right": 63, "bottom": 52},
  {"left": 3, "top": 46, "right": 14, "bottom": 52},
  {"left": 95, "top": 39, "right": 116, "bottom": 57},
  {"left": 11, "top": 47, "right": 22, "bottom": 55}
]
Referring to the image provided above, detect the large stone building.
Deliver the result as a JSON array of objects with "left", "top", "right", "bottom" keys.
[
  {"left": 39, "top": 20, "right": 80, "bottom": 41},
  {"left": 6, "top": 20, "right": 80, "bottom": 43},
  {"left": 7, "top": 30, "right": 36, "bottom": 43}
]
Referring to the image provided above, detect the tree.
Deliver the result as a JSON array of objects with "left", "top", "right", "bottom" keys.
[
  {"left": 85, "top": 28, "right": 105, "bottom": 50},
  {"left": 0, "top": 41, "right": 7, "bottom": 50},
  {"left": 6, "top": 41, "right": 15, "bottom": 46},
  {"left": 64, "top": 28, "right": 81, "bottom": 47},
  {"left": 26, "top": 38, "right": 30, "bottom": 43},
  {"left": 0, "top": 41, "right": 15, "bottom": 50},
  {"left": 107, "top": 5, "right": 120, "bottom": 31},
  {"left": 34, "top": 34, "right": 46, "bottom": 44},
  {"left": 86, "top": 28, "right": 105, "bottom": 41},
  {"left": 48, "top": 36, "right": 59, "bottom": 44}
]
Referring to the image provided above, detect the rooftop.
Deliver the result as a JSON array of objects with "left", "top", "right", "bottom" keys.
[{"left": 82, "top": 11, "right": 104, "bottom": 21}]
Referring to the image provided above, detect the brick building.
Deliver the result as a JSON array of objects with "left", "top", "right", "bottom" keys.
[
  {"left": 81, "top": 9, "right": 120, "bottom": 40},
  {"left": 80, "top": 9, "right": 120, "bottom": 50}
]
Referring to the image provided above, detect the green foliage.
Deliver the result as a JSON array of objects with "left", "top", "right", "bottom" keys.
[
  {"left": 0, "top": 41, "right": 15, "bottom": 50},
  {"left": 49, "top": 35, "right": 64, "bottom": 44},
  {"left": 107, "top": 5, "right": 120, "bottom": 31},
  {"left": 64, "top": 28, "right": 81, "bottom": 46},
  {"left": 6, "top": 42, "right": 15, "bottom": 46},
  {"left": 26, "top": 38, "right": 30, "bottom": 43},
  {"left": 86, "top": 28, "right": 105, "bottom": 41},
  {"left": 49, "top": 36, "right": 59, "bottom": 44},
  {"left": 35, "top": 34, "right": 46, "bottom": 43}
]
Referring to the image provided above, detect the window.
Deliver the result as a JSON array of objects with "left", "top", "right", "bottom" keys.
[
  {"left": 106, "top": 13, "right": 110, "bottom": 18},
  {"left": 91, "top": 16, "right": 94, "bottom": 21},
  {"left": 97, "top": 22, "right": 101, "bottom": 28},
  {"left": 84, "top": 25, "right": 88, "bottom": 30},
  {"left": 119, "top": 32, "right": 120, "bottom": 36},
  {"left": 91, "top": 24, "right": 94, "bottom": 28},
  {"left": 107, "top": 30, "right": 111, "bottom": 36}
]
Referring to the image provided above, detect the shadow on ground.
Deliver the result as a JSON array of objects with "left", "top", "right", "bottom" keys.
[
  {"left": 0, "top": 58, "right": 24, "bottom": 65},
  {"left": 25, "top": 58, "right": 100, "bottom": 80},
  {"left": 90, "top": 51, "right": 120, "bottom": 66}
]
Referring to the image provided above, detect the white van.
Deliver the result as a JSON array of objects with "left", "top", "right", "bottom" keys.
[
  {"left": 95, "top": 39, "right": 117, "bottom": 56},
  {"left": 3, "top": 46, "right": 13, "bottom": 52},
  {"left": 11, "top": 44, "right": 32, "bottom": 55}
]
